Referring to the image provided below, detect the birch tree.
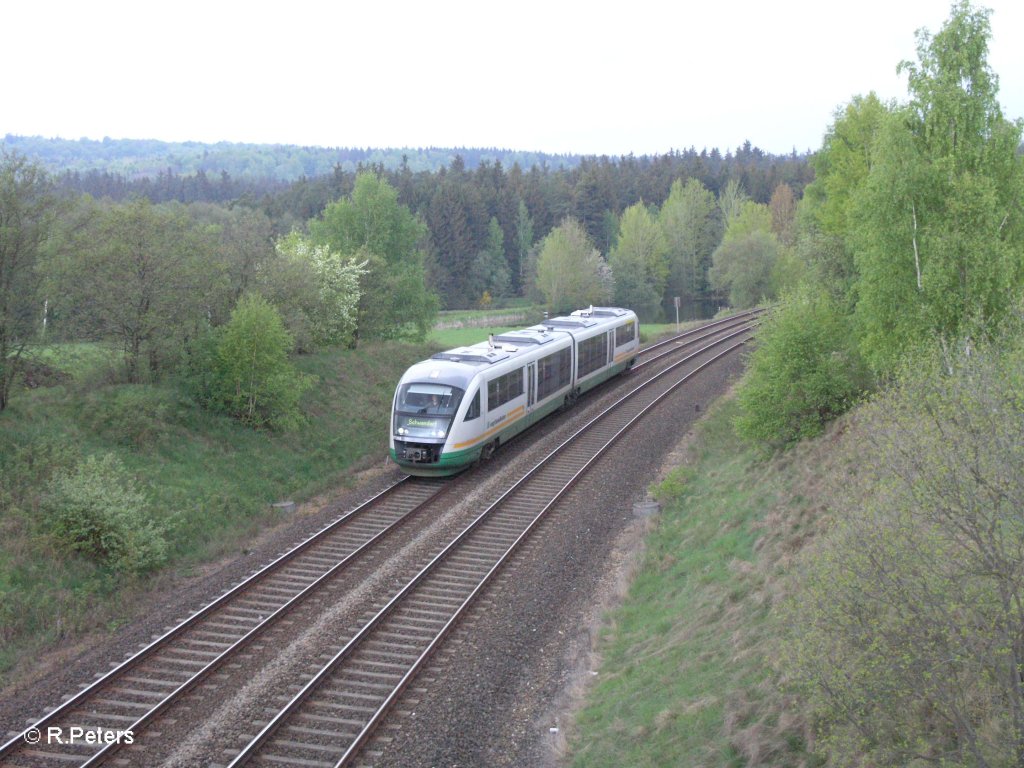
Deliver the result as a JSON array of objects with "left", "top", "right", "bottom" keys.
[{"left": 852, "top": 1, "right": 1024, "bottom": 373}]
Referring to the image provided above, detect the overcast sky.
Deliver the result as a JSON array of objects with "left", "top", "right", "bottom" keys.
[{"left": 5, "top": 0, "right": 1022, "bottom": 157}]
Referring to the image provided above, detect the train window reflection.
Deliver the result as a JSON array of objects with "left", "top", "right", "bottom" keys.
[{"left": 397, "top": 383, "right": 464, "bottom": 415}]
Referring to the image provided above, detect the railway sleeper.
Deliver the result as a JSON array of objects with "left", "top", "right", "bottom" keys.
[
  {"left": 189, "top": 628, "right": 247, "bottom": 642},
  {"left": 92, "top": 695, "right": 155, "bottom": 710},
  {"left": 163, "top": 645, "right": 223, "bottom": 659},
  {"left": 151, "top": 655, "right": 209, "bottom": 668},
  {"left": 384, "top": 612, "right": 449, "bottom": 629},
  {"left": 121, "top": 675, "right": 182, "bottom": 689},
  {"left": 289, "top": 716, "right": 366, "bottom": 734},
  {"left": 413, "top": 585, "right": 468, "bottom": 601},
  {"left": 224, "top": 605, "right": 277, "bottom": 618},
  {"left": 24, "top": 738, "right": 97, "bottom": 755},
  {"left": 110, "top": 686, "right": 169, "bottom": 701},
  {"left": 308, "top": 699, "right": 379, "bottom": 716},
  {"left": 347, "top": 658, "right": 411, "bottom": 673},
  {"left": 344, "top": 666, "right": 404, "bottom": 682},
  {"left": 235, "top": 596, "right": 289, "bottom": 611},
  {"left": 280, "top": 724, "right": 353, "bottom": 743},
  {"left": 325, "top": 677, "right": 397, "bottom": 694},
  {"left": 280, "top": 687, "right": 372, "bottom": 708},
  {"left": 270, "top": 739, "right": 350, "bottom": 757}
]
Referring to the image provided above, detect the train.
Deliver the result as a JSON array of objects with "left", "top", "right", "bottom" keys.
[{"left": 389, "top": 306, "right": 640, "bottom": 476}]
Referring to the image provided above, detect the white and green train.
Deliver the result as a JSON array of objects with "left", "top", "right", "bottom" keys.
[{"left": 390, "top": 306, "right": 640, "bottom": 476}]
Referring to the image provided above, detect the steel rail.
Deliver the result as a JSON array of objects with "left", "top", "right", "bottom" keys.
[
  {"left": 226, "top": 321, "right": 756, "bottom": 767},
  {"left": 0, "top": 477, "right": 453, "bottom": 766},
  {"left": 337, "top": 333, "right": 754, "bottom": 767},
  {"left": 634, "top": 307, "right": 764, "bottom": 360},
  {"left": 630, "top": 311, "right": 762, "bottom": 374}
]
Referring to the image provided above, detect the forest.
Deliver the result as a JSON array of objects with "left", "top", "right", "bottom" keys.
[
  {"left": 0, "top": 134, "right": 587, "bottom": 180},
  {"left": 2, "top": 132, "right": 812, "bottom": 385}
]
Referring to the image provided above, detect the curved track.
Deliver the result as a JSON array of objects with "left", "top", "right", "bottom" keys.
[
  {"left": 0, "top": 311, "right": 759, "bottom": 768},
  {"left": 226, "top": 321, "right": 755, "bottom": 768}
]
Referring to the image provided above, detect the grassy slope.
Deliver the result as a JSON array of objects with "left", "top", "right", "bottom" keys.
[
  {"left": 0, "top": 341, "right": 434, "bottom": 681},
  {"left": 0, "top": 313, "right": 723, "bottom": 685},
  {"left": 568, "top": 394, "right": 837, "bottom": 767}
]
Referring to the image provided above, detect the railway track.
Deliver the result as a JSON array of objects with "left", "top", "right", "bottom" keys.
[
  {"left": 0, "top": 312, "right": 758, "bottom": 768},
  {"left": 224, "top": 321, "right": 755, "bottom": 768}
]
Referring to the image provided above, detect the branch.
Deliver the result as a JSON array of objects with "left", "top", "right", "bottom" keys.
[{"left": 912, "top": 201, "right": 922, "bottom": 291}]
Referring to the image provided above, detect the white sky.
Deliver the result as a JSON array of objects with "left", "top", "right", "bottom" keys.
[{"left": 5, "top": 0, "right": 1022, "bottom": 157}]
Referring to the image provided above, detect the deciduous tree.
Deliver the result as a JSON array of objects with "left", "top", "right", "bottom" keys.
[
  {"left": 709, "top": 201, "right": 779, "bottom": 308},
  {"left": 310, "top": 173, "right": 437, "bottom": 341},
  {"left": 735, "top": 284, "right": 866, "bottom": 445},
  {"left": 535, "top": 218, "right": 612, "bottom": 313},
  {"left": 0, "top": 152, "right": 61, "bottom": 410},
  {"left": 58, "top": 198, "right": 211, "bottom": 382},
  {"left": 658, "top": 177, "right": 719, "bottom": 304},
  {"left": 852, "top": 1, "right": 1024, "bottom": 373},
  {"left": 270, "top": 232, "right": 365, "bottom": 349},
  {"left": 785, "top": 328, "right": 1024, "bottom": 765},
  {"left": 609, "top": 202, "right": 667, "bottom": 320},
  {"left": 212, "top": 293, "right": 314, "bottom": 430}
]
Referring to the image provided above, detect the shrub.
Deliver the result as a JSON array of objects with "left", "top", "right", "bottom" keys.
[
  {"left": 782, "top": 330, "right": 1024, "bottom": 766},
  {"left": 0, "top": 438, "right": 80, "bottom": 515},
  {"left": 44, "top": 453, "right": 167, "bottom": 574},
  {"left": 183, "top": 295, "right": 315, "bottom": 430},
  {"left": 735, "top": 285, "right": 868, "bottom": 446}
]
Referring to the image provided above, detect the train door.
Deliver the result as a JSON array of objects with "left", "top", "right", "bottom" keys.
[
  {"left": 527, "top": 362, "right": 536, "bottom": 411},
  {"left": 606, "top": 331, "right": 614, "bottom": 366}
]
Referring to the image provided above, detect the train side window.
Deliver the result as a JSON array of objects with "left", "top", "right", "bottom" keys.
[
  {"left": 537, "top": 347, "right": 571, "bottom": 400},
  {"left": 577, "top": 334, "right": 606, "bottom": 377},
  {"left": 487, "top": 369, "right": 524, "bottom": 411},
  {"left": 464, "top": 390, "right": 480, "bottom": 421},
  {"left": 616, "top": 321, "right": 635, "bottom": 346}
]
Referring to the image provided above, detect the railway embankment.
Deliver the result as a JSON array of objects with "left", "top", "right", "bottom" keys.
[
  {"left": 564, "top": 330, "right": 1024, "bottom": 767},
  {"left": 562, "top": 391, "right": 830, "bottom": 766}
]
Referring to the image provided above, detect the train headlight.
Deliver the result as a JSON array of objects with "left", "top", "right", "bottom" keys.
[
  {"left": 397, "top": 427, "right": 406, "bottom": 436},
  {"left": 435, "top": 429, "right": 445, "bottom": 437}
]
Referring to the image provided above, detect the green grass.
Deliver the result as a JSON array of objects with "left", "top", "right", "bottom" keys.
[
  {"left": 429, "top": 326, "right": 524, "bottom": 349},
  {"left": 0, "top": 340, "right": 434, "bottom": 683},
  {"left": 25, "top": 342, "right": 124, "bottom": 383},
  {"left": 639, "top": 321, "right": 704, "bottom": 343},
  {"left": 568, "top": 396, "right": 813, "bottom": 767},
  {"left": 436, "top": 299, "right": 538, "bottom": 322}
]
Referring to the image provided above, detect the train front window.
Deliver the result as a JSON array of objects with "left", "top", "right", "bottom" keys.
[{"left": 394, "top": 383, "right": 464, "bottom": 439}]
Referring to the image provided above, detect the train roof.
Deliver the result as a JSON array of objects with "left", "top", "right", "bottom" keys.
[
  {"left": 402, "top": 307, "right": 636, "bottom": 387},
  {"left": 543, "top": 306, "right": 635, "bottom": 330},
  {"left": 430, "top": 327, "right": 566, "bottom": 366}
]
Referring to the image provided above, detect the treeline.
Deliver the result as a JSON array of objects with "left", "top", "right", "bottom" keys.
[
  {"left": 41, "top": 142, "right": 811, "bottom": 313},
  {"left": 2, "top": 134, "right": 584, "bottom": 181},
  {"left": 0, "top": 137, "right": 807, "bottom": 421},
  {"left": 725, "top": 3, "right": 1024, "bottom": 765}
]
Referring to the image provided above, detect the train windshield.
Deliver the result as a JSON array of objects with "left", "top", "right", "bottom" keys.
[{"left": 394, "top": 383, "right": 465, "bottom": 439}]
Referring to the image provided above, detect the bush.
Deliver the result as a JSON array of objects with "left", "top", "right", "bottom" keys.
[
  {"left": 182, "top": 294, "right": 315, "bottom": 430},
  {"left": 0, "top": 438, "right": 80, "bottom": 515},
  {"left": 44, "top": 453, "right": 168, "bottom": 574},
  {"left": 735, "top": 285, "right": 868, "bottom": 446},
  {"left": 782, "top": 330, "right": 1024, "bottom": 766}
]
